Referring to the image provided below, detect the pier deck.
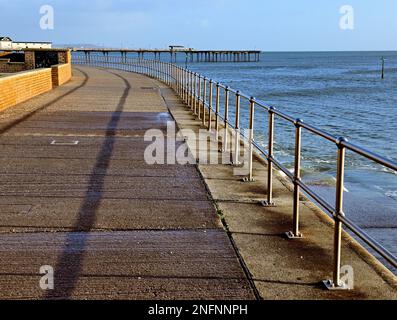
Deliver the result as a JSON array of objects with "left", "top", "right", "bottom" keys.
[
  {"left": 0, "top": 67, "right": 254, "bottom": 299},
  {"left": 0, "top": 66, "right": 395, "bottom": 300},
  {"left": 72, "top": 48, "right": 261, "bottom": 63}
]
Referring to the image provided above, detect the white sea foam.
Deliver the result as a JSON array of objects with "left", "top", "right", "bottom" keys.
[
  {"left": 331, "top": 177, "right": 349, "bottom": 192},
  {"left": 385, "top": 190, "right": 397, "bottom": 201}
]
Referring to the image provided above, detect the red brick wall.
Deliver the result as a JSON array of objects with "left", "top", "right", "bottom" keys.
[
  {"left": 0, "top": 69, "right": 53, "bottom": 112},
  {"left": 24, "top": 51, "right": 35, "bottom": 70},
  {"left": 0, "top": 60, "right": 26, "bottom": 73},
  {"left": 58, "top": 51, "right": 71, "bottom": 64}
]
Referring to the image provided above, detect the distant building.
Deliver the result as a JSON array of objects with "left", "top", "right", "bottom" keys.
[{"left": 0, "top": 37, "right": 52, "bottom": 50}]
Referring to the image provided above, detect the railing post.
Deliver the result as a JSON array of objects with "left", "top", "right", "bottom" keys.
[
  {"left": 182, "top": 69, "right": 186, "bottom": 102},
  {"left": 324, "top": 137, "right": 348, "bottom": 290},
  {"left": 172, "top": 64, "right": 175, "bottom": 88},
  {"left": 186, "top": 70, "right": 190, "bottom": 104},
  {"left": 186, "top": 69, "right": 190, "bottom": 105},
  {"left": 187, "top": 70, "right": 192, "bottom": 108},
  {"left": 195, "top": 73, "right": 199, "bottom": 115},
  {"left": 243, "top": 97, "right": 256, "bottom": 182},
  {"left": 202, "top": 78, "right": 207, "bottom": 125},
  {"left": 215, "top": 83, "right": 220, "bottom": 136},
  {"left": 169, "top": 63, "right": 172, "bottom": 86},
  {"left": 178, "top": 67, "right": 182, "bottom": 96},
  {"left": 173, "top": 65, "right": 176, "bottom": 90},
  {"left": 172, "top": 65, "right": 175, "bottom": 89},
  {"left": 222, "top": 86, "right": 230, "bottom": 152},
  {"left": 233, "top": 91, "right": 241, "bottom": 165},
  {"left": 193, "top": 73, "right": 197, "bottom": 114},
  {"left": 171, "top": 64, "right": 174, "bottom": 88},
  {"left": 262, "top": 107, "right": 275, "bottom": 206},
  {"left": 190, "top": 71, "right": 194, "bottom": 109},
  {"left": 208, "top": 80, "right": 213, "bottom": 131},
  {"left": 183, "top": 69, "right": 187, "bottom": 103},
  {"left": 172, "top": 64, "right": 174, "bottom": 87},
  {"left": 190, "top": 72, "right": 193, "bottom": 107},
  {"left": 286, "top": 119, "right": 304, "bottom": 239},
  {"left": 186, "top": 70, "right": 190, "bottom": 105},
  {"left": 176, "top": 66, "right": 179, "bottom": 94},
  {"left": 149, "top": 60, "right": 152, "bottom": 77},
  {"left": 155, "top": 60, "right": 158, "bottom": 79},
  {"left": 182, "top": 68, "right": 185, "bottom": 99},
  {"left": 139, "top": 58, "right": 142, "bottom": 74},
  {"left": 166, "top": 62, "right": 168, "bottom": 83},
  {"left": 198, "top": 75, "right": 202, "bottom": 120},
  {"left": 166, "top": 63, "right": 169, "bottom": 85}
]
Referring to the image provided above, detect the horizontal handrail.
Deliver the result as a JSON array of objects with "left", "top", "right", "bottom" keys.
[
  {"left": 72, "top": 54, "right": 397, "bottom": 288},
  {"left": 342, "top": 140, "right": 397, "bottom": 171}
]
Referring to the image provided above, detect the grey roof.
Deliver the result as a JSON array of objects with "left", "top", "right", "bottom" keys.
[
  {"left": 0, "top": 37, "right": 51, "bottom": 44},
  {"left": 14, "top": 41, "right": 52, "bottom": 44}
]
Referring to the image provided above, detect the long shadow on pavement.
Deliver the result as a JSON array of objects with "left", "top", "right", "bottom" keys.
[{"left": 45, "top": 70, "right": 130, "bottom": 299}]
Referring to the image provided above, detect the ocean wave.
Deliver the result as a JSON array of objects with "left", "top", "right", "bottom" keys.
[
  {"left": 381, "top": 167, "right": 397, "bottom": 175},
  {"left": 385, "top": 190, "right": 397, "bottom": 201},
  {"left": 305, "top": 177, "right": 336, "bottom": 187},
  {"left": 353, "top": 164, "right": 397, "bottom": 176},
  {"left": 345, "top": 67, "right": 397, "bottom": 75},
  {"left": 262, "top": 86, "right": 378, "bottom": 99}
]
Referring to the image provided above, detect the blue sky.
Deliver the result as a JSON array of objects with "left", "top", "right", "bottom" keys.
[{"left": 1, "top": 0, "right": 396, "bottom": 51}]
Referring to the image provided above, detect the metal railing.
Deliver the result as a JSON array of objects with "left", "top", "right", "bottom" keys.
[{"left": 73, "top": 54, "right": 397, "bottom": 289}]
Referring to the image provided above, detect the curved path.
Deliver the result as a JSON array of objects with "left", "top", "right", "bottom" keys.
[{"left": 0, "top": 67, "right": 255, "bottom": 299}]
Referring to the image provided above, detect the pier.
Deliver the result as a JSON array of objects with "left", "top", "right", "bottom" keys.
[
  {"left": 72, "top": 48, "right": 261, "bottom": 63},
  {"left": 0, "top": 57, "right": 395, "bottom": 299}
]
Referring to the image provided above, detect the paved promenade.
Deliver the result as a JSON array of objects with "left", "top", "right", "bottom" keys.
[
  {"left": 0, "top": 67, "right": 255, "bottom": 299},
  {"left": 0, "top": 66, "right": 395, "bottom": 300}
]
